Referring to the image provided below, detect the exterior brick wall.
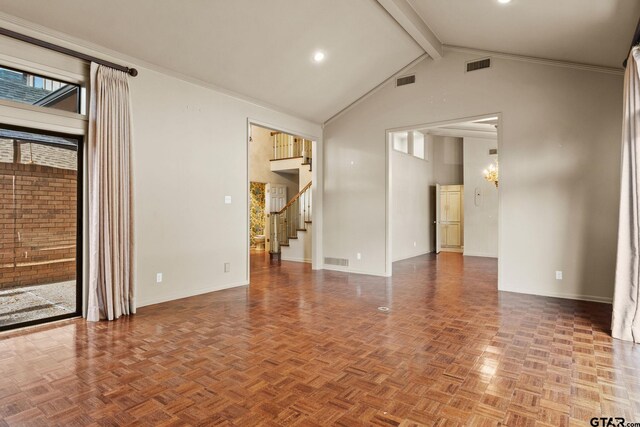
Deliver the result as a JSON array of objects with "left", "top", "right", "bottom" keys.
[{"left": 0, "top": 162, "right": 77, "bottom": 289}]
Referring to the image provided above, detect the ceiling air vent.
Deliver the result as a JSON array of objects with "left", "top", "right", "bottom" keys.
[
  {"left": 325, "top": 257, "right": 349, "bottom": 267},
  {"left": 466, "top": 58, "right": 491, "bottom": 72},
  {"left": 396, "top": 74, "right": 416, "bottom": 87},
  {"left": 489, "top": 148, "right": 498, "bottom": 155}
]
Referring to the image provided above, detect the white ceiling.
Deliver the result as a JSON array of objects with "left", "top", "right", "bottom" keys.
[
  {"left": 0, "top": 0, "right": 637, "bottom": 123},
  {"left": 408, "top": 0, "right": 640, "bottom": 68},
  {"left": 0, "top": 0, "right": 423, "bottom": 123}
]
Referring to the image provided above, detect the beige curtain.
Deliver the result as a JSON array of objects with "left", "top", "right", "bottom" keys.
[
  {"left": 613, "top": 47, "right": 640, "bottom": 343},
  {"left": 87, "top": 63, "right": 135, "bottom": 322}
]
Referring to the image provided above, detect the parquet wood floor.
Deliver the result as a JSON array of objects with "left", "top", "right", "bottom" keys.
[{"left": 0, "top": 252, "right": 638, "bottom": 426}]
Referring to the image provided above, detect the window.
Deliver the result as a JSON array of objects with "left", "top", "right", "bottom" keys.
[
  {"left": 392, "top": 130, "right": 428, "bottom": 160},
  {"left": 0, "top": 126, "right": 82, "bottom": 331},
  {"left": 412, "top": 131, "right": 425, "bottom": 160},
  {"left": 392, "top": 131, "right": 408, "bottom": 153},
  {"left": 0, "top": 65, "right": 83, "bottom": 114},
  {"left": 0, "top": 38, "right": 86, "bottom": 331}
]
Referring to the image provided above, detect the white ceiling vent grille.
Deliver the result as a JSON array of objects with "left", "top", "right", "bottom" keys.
[
  {"left": 466, "top": 58, "right": 491, "bottom": 72},
  {"left": 396, "top": 74, "right": 416, "bottom": 87},
  {"left": 325, "top": 257, "right": 349, "bottom": 267}
]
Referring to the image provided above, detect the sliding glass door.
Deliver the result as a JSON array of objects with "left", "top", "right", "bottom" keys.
[{"left": 0, "top": 125, "right": 82, "bottom": 331}]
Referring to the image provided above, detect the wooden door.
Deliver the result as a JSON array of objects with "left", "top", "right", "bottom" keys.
[{"left": 438, "top": 185, "right": 463, "bottom": 251}]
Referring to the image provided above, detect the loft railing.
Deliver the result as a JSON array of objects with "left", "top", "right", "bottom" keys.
[
  {"left": 269, "top": 181, "right": 312, "bottom": 254},
  {"left": 272, "top": 132, "right": 312, "bottom": 163}
]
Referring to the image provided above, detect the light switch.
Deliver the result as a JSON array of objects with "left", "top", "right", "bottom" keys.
[{"left": 224, "top": 195, "right": 232, "bottom": 204}]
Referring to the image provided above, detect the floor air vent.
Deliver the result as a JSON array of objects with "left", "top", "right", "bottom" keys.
[
  {"left": 325, "top": 257, "right": 349, "bottom": 267},
  {"left": 466, "top": 58, "right": 491, "bottom": 72},
  {"left": 396, "top": 74, "right": 416, "bottom": 87}
]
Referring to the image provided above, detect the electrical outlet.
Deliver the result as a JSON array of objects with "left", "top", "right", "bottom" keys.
[
  {"left": 555, "top": 271, "right": 563, "bottom": 280},
  {"left": 224, "top": 262, "right": 231, "bottom": 273},
  {"left": 224, "top": 195, "right": 232, "bottom": 204},
  {"left": 156, "top": 273, "right": 163, "bottom": 283},
  {"left": 356, "top": 253, "right": 361, "bottom": 260},
  {"left": 413, "top": 241, "right": 417, "bottom": 247}
]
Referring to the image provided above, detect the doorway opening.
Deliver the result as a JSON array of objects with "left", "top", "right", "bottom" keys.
[
  {"left": 248, "top": 123, "right": 315, "bottom": 275},
  {"left": 387, "top": 114, "right": 500, "bottom": 277},
  {"left": 0, "top": 125, "right": 82, "bottom": 331}
]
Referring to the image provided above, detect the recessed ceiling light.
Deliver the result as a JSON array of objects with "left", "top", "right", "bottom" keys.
[
  {"left": 313, "top": 51, "right": 325, "bottom": 63},
  {"left": 498, "top": 0, "right": 511, "bottom": 3}
]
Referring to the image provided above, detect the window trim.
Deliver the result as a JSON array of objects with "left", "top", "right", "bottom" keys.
[{"left": 0, "top": 46, "right": 86, "bottom": 85}]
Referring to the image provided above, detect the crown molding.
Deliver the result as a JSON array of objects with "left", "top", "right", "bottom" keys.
[
  {"left": 444, "top": 45, "right": 624, "bottom": 76},
  {"left": 0, "top": 12, "right": 322, "bottom": 125}
]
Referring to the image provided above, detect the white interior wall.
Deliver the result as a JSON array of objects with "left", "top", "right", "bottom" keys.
[
  {"left": 432, "top": 135, "right": 464, "bottom": 185},
  {"left": 391, "top": 133, "right": 475, "bottom": 262},
  {"left": 324, "top": 51, "right": 622, "bottom": 303},
  {"left": 391, "top": 143, "right": 435, "bottom": 262},
  {"left": 299, "top": 163, "right": 312, "bottom": 190},
  {"left": 131, "top": 69, "right": 321, "bottom": 307},
  {"left": 463, "top": 137, "right": 499, "bottom": 258},
  {"left": 0, "top": 20, "right": 322, "bottom": 309}
]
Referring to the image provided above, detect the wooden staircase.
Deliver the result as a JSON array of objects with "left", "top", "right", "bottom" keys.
[{"left": 269, "top": 181, "right": 312, "bottom": 259}]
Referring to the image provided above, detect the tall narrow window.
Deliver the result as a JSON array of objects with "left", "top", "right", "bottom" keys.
[
  {"left": 392, "top": 131, "right": 409, "bottom": 153},
  {"left": 0, "top": 126, "right": 82, "bottom": 330},
  {"left": 412, "top": 131, "right": 425, "bottom": 160}
]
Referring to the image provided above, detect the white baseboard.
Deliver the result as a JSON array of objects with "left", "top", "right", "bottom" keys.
[
  {"left": 323, "top": 264, "right": 391, "bottom": 277},
  {"left": 281, "top": 256, "right": 311, "bottom": 263},
  {"left": 499, "top": 287, "right": 612, "bottom": 304},
  {"left": 137, "top": 280, "right": 248, "bottom": 308},
  {"left": 463, "top": 251, "right": 498, "bottom": 258}
]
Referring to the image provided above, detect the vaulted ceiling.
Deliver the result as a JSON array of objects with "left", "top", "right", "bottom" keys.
[
  {"left": 408, "top": 0, "right": 640, "bottom": 68},
  {"left": 0, "top": 0, "right": 637, "bottom": 123},
  {"left": 0, "top": 0, "right": 423, "bottom": 123}
]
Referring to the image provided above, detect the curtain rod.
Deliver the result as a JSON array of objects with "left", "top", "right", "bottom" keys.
[
  {"left": 0, "top": 27, "right": 138, "bottom": 77},
  {"left": 623, "top": 16, "right": 640, "bottom": 68}
]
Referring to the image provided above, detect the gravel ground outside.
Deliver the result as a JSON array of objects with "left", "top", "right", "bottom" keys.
[{"left": 0, "top": 280, "right": 76, "bottom": 327}]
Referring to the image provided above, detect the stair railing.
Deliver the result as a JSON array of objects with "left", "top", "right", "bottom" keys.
[
  {"left": 270, "top": 181, "right": 312, "bottom": 254},
  {"left": 271, "top": 132, "right": 313, "bottom": 163}
]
